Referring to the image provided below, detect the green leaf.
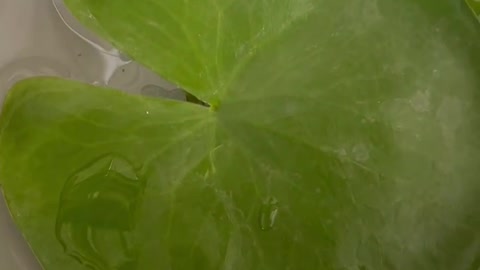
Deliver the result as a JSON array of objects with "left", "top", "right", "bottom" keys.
[
  {"left": 2, "top": 0, "right": 480, "bottom": 270},
  {"left": 466, "top": 0, "right": 480, "bottom": 20}
]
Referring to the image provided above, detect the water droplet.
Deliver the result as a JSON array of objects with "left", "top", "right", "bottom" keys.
[
  {"left": 56, "top": 154, "right": 143, "bottom": 269},
  {"left": 352, "top": 144, "right": 369, "bottom": 162},
  {"left": 141, "top": 84, "right": 186, "bottom": 101},
  {"left": 259, "top": 197, "right": 279, "bottom": 231}
]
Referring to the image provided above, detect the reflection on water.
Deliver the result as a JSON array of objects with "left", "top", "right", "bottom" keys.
[
  {"left": 0, "top": 0, "right": 183, "bottom": 110},
  {"left": 52, "top": 0, "right": 128, "bottom": 57},
  {"left": 51, "top": 0, "right": 184, "bottom": 98},
  {"left": 56, "top": 154, "right": 145, "bottom": 270}
]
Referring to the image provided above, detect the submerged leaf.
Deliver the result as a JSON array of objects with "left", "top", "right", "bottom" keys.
[{"left": 2, "top": 0, "right": 480, "bottom": 270}]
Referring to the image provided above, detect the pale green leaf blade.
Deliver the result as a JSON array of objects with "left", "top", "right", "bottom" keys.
[
  {"left": 2, "top": 0, "right": 480, "bottom": 270},
  {"left": 64, "top": 0, "right": 321, "bottom": 103},
  {"left": 0, "top": 78, "right": 216, "bottom": 270},
  {"left": 215, "top": 0, "right": 480, "bottom": 268}
]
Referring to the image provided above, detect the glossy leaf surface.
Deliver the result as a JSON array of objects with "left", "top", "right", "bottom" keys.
[{"left": 1, "top": 0, "right": 480, "bottom": 269}]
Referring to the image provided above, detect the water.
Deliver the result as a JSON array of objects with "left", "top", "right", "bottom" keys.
[
  {"left": 0, "top": 0, "right": 184, "bottom": 106},
  {"left": 56, "top": 154, "right": 143, "bottom": 270},
  {"left": 141, "top": 84, "right": 185, "bottom": 100},
  {"left": 0, "top": 0, "right": 185, "bottom": 268},
  {"left": 0, "top": 191, "right": 42, "bottom": 270}
]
